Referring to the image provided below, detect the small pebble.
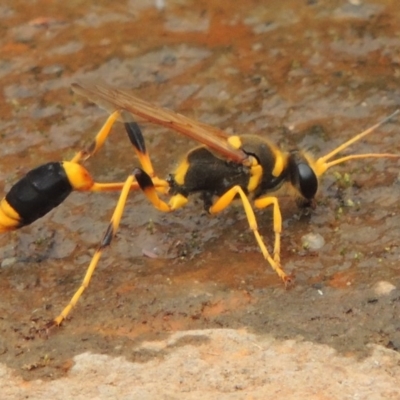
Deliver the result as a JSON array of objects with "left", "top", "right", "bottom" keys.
[
  {"left": 301, "top": 233, "right": 325, "bottom": 251},
  {"left": 1, "top": 257, "right": 17, "bottom": 268},
  {"left": 374, "top": 281, "right": 396, "bottom": 296}
]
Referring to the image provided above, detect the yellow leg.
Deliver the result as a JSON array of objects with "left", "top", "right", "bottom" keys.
[
  {"left": 133, "top": 168, "right": 187, "bottom": 212},
  {"left": 67, "top": 111, "right": 169, "bottom": 191},
  {"left": 122, "top": 115, "right": 155, "bottom": 178},
  {"left": 52, "top": 174, "right": 134, "bottom": 326},
  {"left": 89, "top": 177, "right": 169, "bottom": 193},
  {"left": 253, "top": 196, "right": 282, "bottom": 264},
  {"left": 70, "top": 111, "right": 121, "bottom": 163},
  {"left": 209, "top": 186, "right": 290, "bottom": 283},
  {"left": 122, "top": 117, "right": 169, "bottom": 194},
  {"left": 64, "top": 111, "right": 169, "bottom": 195}
]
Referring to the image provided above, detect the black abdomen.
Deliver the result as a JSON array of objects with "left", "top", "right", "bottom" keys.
[{"left": 6, "top": 162, "right": 73, "bottom": 226}]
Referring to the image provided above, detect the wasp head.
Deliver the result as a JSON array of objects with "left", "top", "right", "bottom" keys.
[{"left": 287, "top": 151, "right": 318, "bottom": 208}]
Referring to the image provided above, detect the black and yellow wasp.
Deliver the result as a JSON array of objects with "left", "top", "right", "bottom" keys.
[{"left": 0, "top": 82, "right": 398, "bottom": 327}]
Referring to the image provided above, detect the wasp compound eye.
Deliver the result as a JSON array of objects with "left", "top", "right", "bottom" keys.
[{"left": 297, "top": 163, "right": 318, "bottom": 200}]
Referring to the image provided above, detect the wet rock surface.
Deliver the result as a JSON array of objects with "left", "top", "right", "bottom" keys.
[{"left": 0, "top": 0, "right": 399, "bottom": 398}]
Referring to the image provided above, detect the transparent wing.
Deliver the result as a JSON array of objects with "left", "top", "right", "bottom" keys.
[{"left": 72, "top": 82, "right": 249, "bottom": 164}]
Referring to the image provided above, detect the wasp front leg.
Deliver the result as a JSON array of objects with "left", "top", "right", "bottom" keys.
[
  {"left": 209, "top": 186, "right": 291, "bottom": 285},
  {"left": 253, "top": 197, "right": 282, "bottom": 264}
]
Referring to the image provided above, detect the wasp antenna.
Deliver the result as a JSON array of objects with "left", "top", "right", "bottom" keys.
[
  {"left": 313, "top": 109, "right": 399, "bottom": 176},
  {"left": 323, "top": 153, "right": 400, "bottom": 170}
]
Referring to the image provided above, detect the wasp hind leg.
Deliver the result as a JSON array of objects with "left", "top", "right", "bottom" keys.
[
  {"left": 209, "top": 186, "right": 291, "bottom": 285},
  {"left": 68, "top": 114, "right": 168, "bottom": 193},
  {"left": 70, "top": 111, "right": 120, "bottom": 164},
  {"left": 123, "top": 114, "right": 169, "bottom": 194},
  {"left": 133, "top": 167, "right": 187, "bottom": 211},
  {"left": 51, "top": 173, "right": 136, "bottom": 327},
  {"left": 68, "top": 111, "right": 146, "bottom": 192},
  {"left": 69, "top": 111, "right": 164, "bottom": 193}
]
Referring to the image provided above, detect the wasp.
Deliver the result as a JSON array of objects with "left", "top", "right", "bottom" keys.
[{"left": 0, "top": 82, "right": 398, "bottom": 327}]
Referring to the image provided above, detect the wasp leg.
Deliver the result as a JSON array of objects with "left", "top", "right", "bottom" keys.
[
  {"left": 69, "top": 113, "right": 169, "bottom": 192},
  {"left": 68, "top": 111, "right": 167, "bottom": 191},
  {"left": 70, "top": 111, "right": 121, "bottom": 163},
  {"left": 133, "top": 168, "right": 186, "bottom": 211},
  {"left": 253, "top": 197, "right": 282, "bottom": 264},
  {"left": 123, "top": 117, "right": 154, "bottom": 177},
  {"left": 209, "top": 186, "right": 290, "bottom": 284},
  {"left": 51, "top": 173, "right": 135, "bottom": 326},
  {"left": 68, "top": 112, "right": 154, "bottom": 192},
  {"left": 123, "top": 115, "right": 169, "bottom": 194},
  {"left": 0, "top": 116, "right": 170, "bottom": 232}
]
